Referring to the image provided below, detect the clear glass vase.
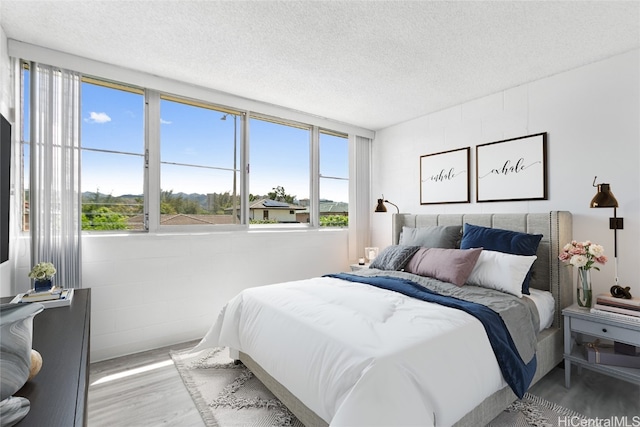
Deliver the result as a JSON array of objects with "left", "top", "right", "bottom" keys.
[{"left": 576, "top": 267, "right": 592, "bottom": 308}]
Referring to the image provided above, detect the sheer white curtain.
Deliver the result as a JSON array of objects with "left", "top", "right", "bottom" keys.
[
  {"left": 30, "top": 62, "right": 82, "bottom": 289},
  {"left": 348, "top": 135, "right": 371, "bottom": 263}
]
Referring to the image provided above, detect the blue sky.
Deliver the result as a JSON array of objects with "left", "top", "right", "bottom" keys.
[{"left": 24, "top": 72, "right": 349, "bottom": 203}]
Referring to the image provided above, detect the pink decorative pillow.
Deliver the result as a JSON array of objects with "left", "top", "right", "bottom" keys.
[{"left": 404, "top": 247, "right": 483, "bottom": 286}]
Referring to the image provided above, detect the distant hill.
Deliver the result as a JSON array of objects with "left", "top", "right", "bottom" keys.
[{"left": 82, "top": 191, "right": 211, "bottom": 208}]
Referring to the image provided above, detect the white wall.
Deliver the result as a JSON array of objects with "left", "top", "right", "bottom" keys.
[
  {"left": 12, "top": 229, "right": 348, "bottom": 361},
  {"left": 0, "top": 26, "right": 14, "bottom": 296},
  {"left": 371, "top": 49, "right": 640, "bottom": 300}
]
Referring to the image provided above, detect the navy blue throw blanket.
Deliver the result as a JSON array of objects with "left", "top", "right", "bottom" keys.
[{"left": 324, "top": 273, "right": 536, "bottom": 398}]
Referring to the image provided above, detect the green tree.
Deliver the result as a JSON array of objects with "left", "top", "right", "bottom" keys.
[
  {"left": 82, "top": 207, "right": 128, "bottom": 230},
  {"left": 82, "top": 189, "right": 130, "bottom": 230},
  {"left": 209, "top": 191, "right": 234, "bottom": 214},
  {"left": 267, "top": 186, "right": 295, "bottom": 203},
  {"left": 319, "top": 215, "right": 348, "bottom": 227},
  {"left": 160, "top": 190, "right": 202, "bottom": 214}
]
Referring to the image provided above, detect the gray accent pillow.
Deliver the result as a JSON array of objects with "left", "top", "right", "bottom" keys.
[
  {"left": 369, "top": 245, "right": 420, "bottom": 271},
  {"left": 399, "top": 225, "right": 462, "bottom": 249}
]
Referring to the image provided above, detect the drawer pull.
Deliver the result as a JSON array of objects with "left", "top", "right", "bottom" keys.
[{"left": 602, "top": 328, "right": 608, "bottom": 333}]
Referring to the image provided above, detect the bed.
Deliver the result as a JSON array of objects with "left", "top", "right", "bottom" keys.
[{"left": 194, "top": 211, "right": 573, "bottom": 426}]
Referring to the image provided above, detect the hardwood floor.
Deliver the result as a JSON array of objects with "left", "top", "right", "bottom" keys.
[
  {"left": 88, "top": 341, "right": 640, "bottom": 426},
  {"left": 88, "top": 340, "right": 204, "bottom": 427},
  {"left": 529, "top": 363, "right": 640, "bottom": 419}
]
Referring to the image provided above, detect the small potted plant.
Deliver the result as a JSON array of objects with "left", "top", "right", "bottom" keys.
[{"left": 28, "top": 262, "right": 57, "bottom": 292}]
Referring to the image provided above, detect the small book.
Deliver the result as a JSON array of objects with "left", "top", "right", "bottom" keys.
[
  {"left": 11, "top": 288, "right": 74, "bottom": 308},
  {"left": 590, "top": 307, "right": 640, "bottom": 323},
  {"left": 21, "top": 288, "right": 63, "bottom": 302},
  {"left": 592, "top": 303, "right": 640, "bottom": 318},
  {"left": 595, "top": 293, "right": 640, "bottom": 311}
]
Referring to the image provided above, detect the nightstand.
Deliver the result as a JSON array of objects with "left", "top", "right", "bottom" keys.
[
  {"left": 562, "top": 304, "right": 640, "bottom": 388},
  {"left": 350, "top": 263, "right": 369, "bottom": 271}
]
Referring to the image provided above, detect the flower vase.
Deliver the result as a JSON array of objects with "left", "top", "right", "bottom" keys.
[
  {"left": 33, "top": 278, "right": 52, "bottom": 292},
  {"left": 576, "top": 268, "right": 592, "bottom": 308}
]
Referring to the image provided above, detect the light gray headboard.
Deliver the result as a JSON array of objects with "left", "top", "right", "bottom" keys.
[{"left": 392, "top": 211, "right": 573, "bottom": 327}]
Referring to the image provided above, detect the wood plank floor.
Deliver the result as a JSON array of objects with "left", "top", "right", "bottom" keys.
[
  {"left": 88, "top": 341, "right": 640, "bottom": 426},
  {"left": 529, "top": 363, "right": 640, "bottom": 419},
  {"left": 88, "top": 340, "right": 204, "bottom": 427}
]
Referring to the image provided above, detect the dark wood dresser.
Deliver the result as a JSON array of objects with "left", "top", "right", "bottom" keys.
[{"left": 1, "top": 288, "right": 91, "bottom": 426}]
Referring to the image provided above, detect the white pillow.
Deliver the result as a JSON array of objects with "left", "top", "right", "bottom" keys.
[
  {"left": 465, "top": 250, "right": 537, "bottom": 298},
  {"left": 526, "top": 288, "right": 556, "bottom": 331}
]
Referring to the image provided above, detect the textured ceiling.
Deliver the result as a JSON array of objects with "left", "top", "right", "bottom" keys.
[{"left": 1, "top": 1, "right": 639, "bottom": 131}]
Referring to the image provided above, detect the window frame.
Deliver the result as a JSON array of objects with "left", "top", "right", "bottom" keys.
[
  {"left": 318, "top": 129, "right": 349, "bottom": 228},
  {"left": 19, "top": 65, "right": 353, "bottom": 235},
  {"left": 80, "top": 77, "right": 146, "bottom": 233},
  {"left": 150, "top": 93, "right": 246, "bottom": 232},
  {"left": 247, "top": 112, "right": 314, "bottom": 229}
]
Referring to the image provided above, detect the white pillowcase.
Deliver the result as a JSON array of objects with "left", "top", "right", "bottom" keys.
[
  {"left": 527, "top": 288, "right": 556, "bottom": 331},
  {"left": 465, "top": 250, "right": 537, "bottom": 298}
]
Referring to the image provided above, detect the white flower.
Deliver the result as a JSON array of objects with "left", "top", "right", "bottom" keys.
[
  {"left": 563, "top": 243, "right": 573, "bottom": 251},
  {"left": 588, "top": 244, "right": 604, "bottom": 258},
  {"left": 28, "top": 262, "right": 57, "bottom": 280},
  {"left": 570, "top": 254, "right": 588, "bottom": 268}
]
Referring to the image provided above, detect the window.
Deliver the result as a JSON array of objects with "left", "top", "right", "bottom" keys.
[
  {"left": 81, "top": 79, "right": 144, "bottom": 230},
  {"left": 21, "top": 70, "right": 145, "bottom": 231},
  {"left": 159, "top": 97, "right": 241, "bottom": 226},
  {"left": 319, "top": 131, "right": 349, "bottom": 227},
  {"left": 249, "top": 117, "right": 310, "bottom": 224},
  {"left": 20, "top": 63, "right": 355, "bottom": 234}
]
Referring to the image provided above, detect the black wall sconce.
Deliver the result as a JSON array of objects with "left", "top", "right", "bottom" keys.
[
  {"left": 590, "top": 176, "right": 623, "bottom": 284},
  {"left": 374, "top": 195, "right": 399, "bottom": 214}
]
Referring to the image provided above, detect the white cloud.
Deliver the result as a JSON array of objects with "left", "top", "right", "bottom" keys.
[
  {"left": 85, "top": 112, "right": 111, "bottom": 124},
  {"left": 160, "top": 118, "right": 172, "bottom": 125}
]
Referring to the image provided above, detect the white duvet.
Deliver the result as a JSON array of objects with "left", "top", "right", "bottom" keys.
[{"left": 194, "top": 276, "right": 509, "bottom": 426}]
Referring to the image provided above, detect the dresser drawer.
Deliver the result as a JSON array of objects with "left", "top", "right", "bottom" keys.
[{"left": 572, "top": 318, "right": 639, "bottom": 344}]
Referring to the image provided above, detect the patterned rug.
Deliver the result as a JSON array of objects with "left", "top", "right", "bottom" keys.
[
  {"left": 171, "top": 347, "right": 304, "bottom": 427},
  {"left": 488, "top": 394, "right": 587, "bottom": 427},
  {"left": 171, "top": 347, "right": 586, "bottom": 427}
]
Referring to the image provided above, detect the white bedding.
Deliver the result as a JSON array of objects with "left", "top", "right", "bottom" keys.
[
  {"left": 526, "top": 288, "right": 555, "bottom": 331},
  {"left": 194, "top": 276, "right": 512, "bottom": 426}
]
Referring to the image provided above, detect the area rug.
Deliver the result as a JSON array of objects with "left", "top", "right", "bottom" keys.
[
  {"left": 488, "top": 393, "right": 587, "bottom": 427},
  {"left": 171, "top": 347, "right": 304, "bottom": 427},
  {"left": 171, "top": 347, "right": 586, "bottom": 427}
]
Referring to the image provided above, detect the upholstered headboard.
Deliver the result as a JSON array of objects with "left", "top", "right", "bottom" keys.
[{"left": 392, "top": 211, "right": 573, "bottom": 328}]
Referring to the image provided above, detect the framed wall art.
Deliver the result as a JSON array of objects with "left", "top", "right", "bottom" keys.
[
  {"left": 476, "top": 132, "right": 547, "bottom": 202},
  {"left": 420, "top": 147, "right": 470, "bottom": 205}
]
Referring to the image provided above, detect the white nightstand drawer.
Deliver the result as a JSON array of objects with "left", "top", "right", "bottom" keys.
[{"left": 572, "top": 317, "right": 638, "bottom": 344}]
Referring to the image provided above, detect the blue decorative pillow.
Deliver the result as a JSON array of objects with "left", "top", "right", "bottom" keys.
[
  {"left": 460, "top": 223, "right": 543, "bottom": 294},
  {"left": 369, "top": 245, "right": 420, "bottom": 271}
]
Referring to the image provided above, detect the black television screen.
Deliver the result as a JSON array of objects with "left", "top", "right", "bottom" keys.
[{"left": 1, "top": 114, "right": 11, "bottom": 264}]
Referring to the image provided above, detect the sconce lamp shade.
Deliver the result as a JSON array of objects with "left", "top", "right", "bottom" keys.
[
  {"left": 374, "top": 195, "right": 399, "bottom": 213},
  {"left": 375, "top": 199, "right": 387, "bottom": 212},
  {"left": 590, "top": 183, "right": 618, "bottom": 208}
]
